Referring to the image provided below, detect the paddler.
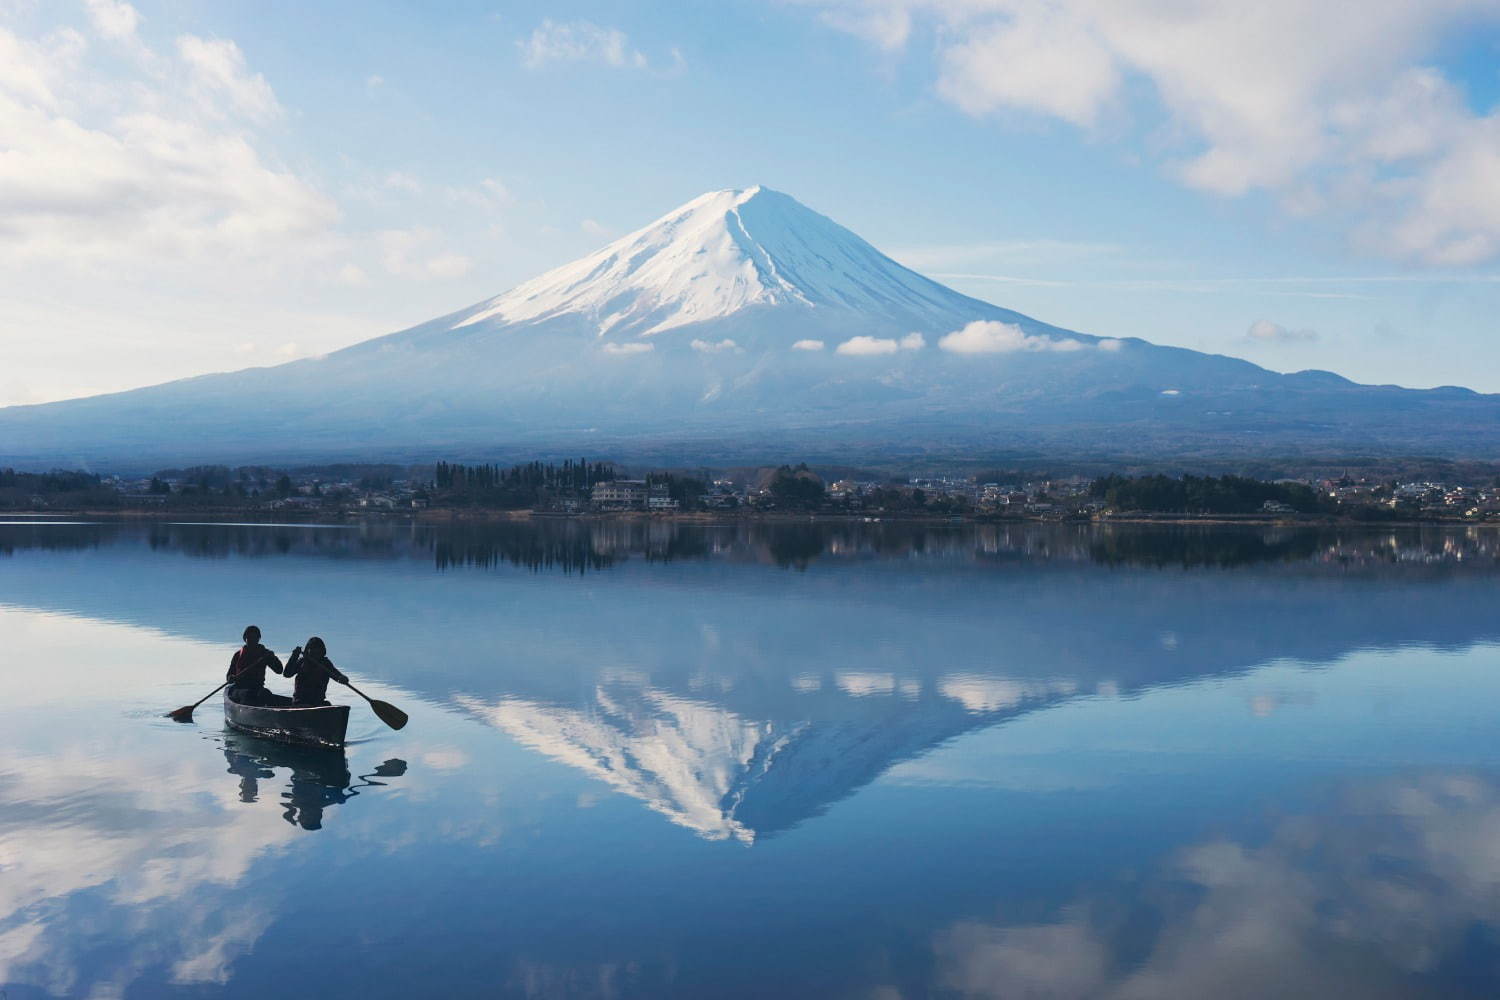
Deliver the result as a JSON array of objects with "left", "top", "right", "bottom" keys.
[
  {"left": 226, "top": 625, "right": 284, "bottom": 705},
  {"left": 283, "top": 636, "right": 349, "bottom": 707}
]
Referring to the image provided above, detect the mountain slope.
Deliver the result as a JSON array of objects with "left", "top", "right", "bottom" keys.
[
  {"left": 2, "top": 185, "right": 1498, "bottom": 466},
  {"left": 449, "top": 185, "right": 1007, "bottom": 338}
]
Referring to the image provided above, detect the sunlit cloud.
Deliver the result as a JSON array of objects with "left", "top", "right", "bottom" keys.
[
  {"left": 836, "top": 334, "right": 925, "bottom": 356},
  {"left": 937, "top": 320, "right": 1088, "bottom": 354},
  {"left": 519, "top": 19, "right": 674, "bottom": 72},
  {"left": 806, "top": 0, "right": 1500, "bottom": 264},
  {"left": 1246, "top": 319, "right": 1318, "bottom": 343},
  {"left": 691, "top": 338, "right": 740, "bottom": 353},
  {"left": 602, "top": 341, "right": 653, "bottom": 355}
]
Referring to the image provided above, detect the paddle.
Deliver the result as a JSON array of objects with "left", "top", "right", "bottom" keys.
[
  {"left": 168, "top": 680, "right": 229, "bottom": 722},
  {"left": 339, "top": 679, "right": 409, "bottom": 730},
  {"left": 173, "top": 648, "right": 277, "bottom": 722}
]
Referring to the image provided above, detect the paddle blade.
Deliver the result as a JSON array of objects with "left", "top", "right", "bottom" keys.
[
  {"left": 167, "top": 706, "right": 196, "bottom": 722},
  {"left": 371, "top": 699, "right": 408, "bottom": 730}
]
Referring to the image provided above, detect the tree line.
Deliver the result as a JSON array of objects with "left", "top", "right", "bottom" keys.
[
  {"left": 433, "top": 459, "right": 617, "bottom": 507},
  {"left": 1089, "top": 473, "right": 1327, "bottom": 514}
]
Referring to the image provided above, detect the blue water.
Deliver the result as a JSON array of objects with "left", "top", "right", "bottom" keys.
[{"left": 3, "top": 520, "right": 1500, "bottom": 998}]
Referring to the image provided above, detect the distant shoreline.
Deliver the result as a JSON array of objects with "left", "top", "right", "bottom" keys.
[{"left": 2, "top": 506, "right": 1493, "bottom": 529}]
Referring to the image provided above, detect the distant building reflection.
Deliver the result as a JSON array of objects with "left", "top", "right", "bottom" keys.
[
  {"left": 9, "top": 518, "right": 1500, "bottom": 574},
  {"left": 221, "top": 731, "right": 407, "bottom": 831}
]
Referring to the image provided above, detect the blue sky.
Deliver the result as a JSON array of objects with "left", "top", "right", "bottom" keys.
[{"left": 4, "top": 0, "right": 1500, "bottom": 405}]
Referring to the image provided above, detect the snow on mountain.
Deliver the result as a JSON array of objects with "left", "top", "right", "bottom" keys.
[
  {"left": 2, "top": 184, "right": 1498, "bottom": 466},
  {"left": 447, "top": 185, "right": 1008, "bottom": 342},
  {"left": 455, "top": 672, "right": 1076, "bottom": 843}
]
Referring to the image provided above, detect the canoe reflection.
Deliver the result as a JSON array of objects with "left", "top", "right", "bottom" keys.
[{"left": 221, "top": 730, "right": 407, "bottom": 831}]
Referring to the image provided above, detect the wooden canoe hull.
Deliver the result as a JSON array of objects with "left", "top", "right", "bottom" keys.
[{"left": 224, "top": 691, "right": 350, "bottom": 748}]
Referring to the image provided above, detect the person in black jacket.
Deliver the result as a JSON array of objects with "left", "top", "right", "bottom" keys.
[
  {"left": 283, "top": 636, "right": 349, "bottom": 707},
  {"left": 226, "top": 626, "right": 284, "bottom": 705}
]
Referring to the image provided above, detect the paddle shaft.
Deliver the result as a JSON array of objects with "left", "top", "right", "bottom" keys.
[
  {"left": 169, "top": 648, "right": 275, "bottom": 719},
  {"left": 342, "top": 679, "right": 375, "bottom": 703},
  {"left": 192, "top": 679, "right": 231, "bottom": 709},
  {"left": 338, "top": 678, "right": 409, "bottom": 730},
  {"left": 168, "top": 679, "right": 229, "bottom": 719}
]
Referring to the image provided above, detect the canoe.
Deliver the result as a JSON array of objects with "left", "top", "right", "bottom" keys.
[{"left": 224, "top": 690, "right": 350, "bottom": 748}]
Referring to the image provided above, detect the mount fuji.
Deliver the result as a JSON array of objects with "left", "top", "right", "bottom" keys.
[{"left": 3, "top": 185, "right": 1498, "bottom": 467}]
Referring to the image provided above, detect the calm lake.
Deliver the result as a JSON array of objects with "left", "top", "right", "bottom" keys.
[{"left": 4, "top": 518, "right": 1500, "bottom": 998}]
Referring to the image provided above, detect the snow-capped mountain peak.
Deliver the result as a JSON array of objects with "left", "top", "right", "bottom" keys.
[{"left": 451, "top": 185, "right": 993, "bottom": 339}]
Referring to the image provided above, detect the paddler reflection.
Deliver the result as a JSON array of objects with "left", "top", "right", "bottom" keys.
[{"left": 222, "top": 731, "right": 407, "bottom": 830}]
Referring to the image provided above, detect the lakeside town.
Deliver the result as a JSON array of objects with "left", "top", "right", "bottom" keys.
[{"left": 7, "top": 461, "right": 1500, "bottom": 523}]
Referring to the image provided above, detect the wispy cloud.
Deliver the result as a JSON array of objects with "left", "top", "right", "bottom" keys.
[
  {"left": 937, "top": 271, "right": 1500, "bottom": 299},
  {"left": 378, "top": 228, "right": 472, "bottom": 280},
  {"left": 177, "top": 35, "right": 282, "bottom": 122},
  {"left": 1246, "top": 319, "right": 1318, "bottom": 344},
  {"left": 519, "top": 20, "right": 682, "bottom": 74},
  {"left": 85, "top": 0, "right": 141, "bottom": 41},
  {"left": 0, "top": 11, "right": 332, "bottom": 266},
  {"left": 807, "top": 1, "right": 1500, "bottom": 265},
  {"left": 896, "top": 238, "right": 1121, "bottom": 272}
]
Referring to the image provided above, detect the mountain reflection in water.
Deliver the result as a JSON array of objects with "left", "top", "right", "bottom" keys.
[
  {"left": 5, "top": 520, "right": 1500, "bottom": 997},
  {"left": 3, "top": 519, "right": 1500, "bottom": 848}
]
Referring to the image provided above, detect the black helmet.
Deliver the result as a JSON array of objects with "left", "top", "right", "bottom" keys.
[
  {"left": 306, "top": 636, "right": 326, "bottom": 656},
  {"left": 243, "top": 625, "right": 261, "bottom": 642}
]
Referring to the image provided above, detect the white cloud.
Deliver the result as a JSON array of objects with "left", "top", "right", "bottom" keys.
[
  {"left": 365, "top": 73, "right": 383, "bottom": 90},
  {"left": 836, "top": 671, "right": 898, "bottom": 697},
  {"left": 837, "top": 336, "right": 899, "bottom": 355},
  {"left": 792, "top": 339, "right": 825, "bottom": 351},
  {"left": 441, "top": 176, "right": 512, "bottom": 215},
  {"left": 603, "top": 341, "right": 654, "bottom": 355},
  {"left": 424, "top": 252, "right": 471, "bottom": 279},
  {"left": 0, "top": 24, "right": 333, "bottom": 268},
  {"left": 936, "top": 3, "right": 1120, "bottom": 127},
  {"left": 691, "top": 338, "right": 739, "bottom": 353},
  {"left": 1246, "top": 319, "right": 1318, "bottom": 343},
  {"left": 335, "top": 263, "right": 370, "bottom": 287},
  {"left": 519, "top": 19, "right": 649, "bottom": 70},
  {"left": 836, "top": 333, "right": 926, "bottom": 355},
  {"left": 581, "top": 218, "right": 609, "bottom": 237},
  {"left": 85, "top": 0, "right": 141, "bottom": 41},
  {"left": 480, "top": 177, "right": 511, "bottom": 203},
  {"left": 937, "top": 320, "right": 1088, "bottom": 354},
  {"left": 815, "top": 3, "right": 913, "bottom": 50},
  {"left": 377, "top": 228, "right": 472, "bottom": 280},
  {"left": 420, "top": 748, "right": 471, "bottom": 771},
  {"left": 176, "top": 36, "right": 282, "bottom": 123},
  {"left": 807, "top": 0, "right": 1500, "bottom": 264},
  {"left": 1098, "top": 338, "right": 1124, "bottom": 351},
  {"left": 383, "top": 170, "right": 424, "bottom": 195}
]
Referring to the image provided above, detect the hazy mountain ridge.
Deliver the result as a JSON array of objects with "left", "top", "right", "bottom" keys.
[{"left": 3, "top": 186, "right": 1498, "bottom": 467}]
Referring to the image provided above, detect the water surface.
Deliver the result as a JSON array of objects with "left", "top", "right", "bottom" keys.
[{"left": 3, "top": 519, "right": 1500, "bottom": 998}]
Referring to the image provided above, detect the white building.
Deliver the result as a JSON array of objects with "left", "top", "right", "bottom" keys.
[{"left": 592, "top": 480, "right": 648, "bottom": 508}]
